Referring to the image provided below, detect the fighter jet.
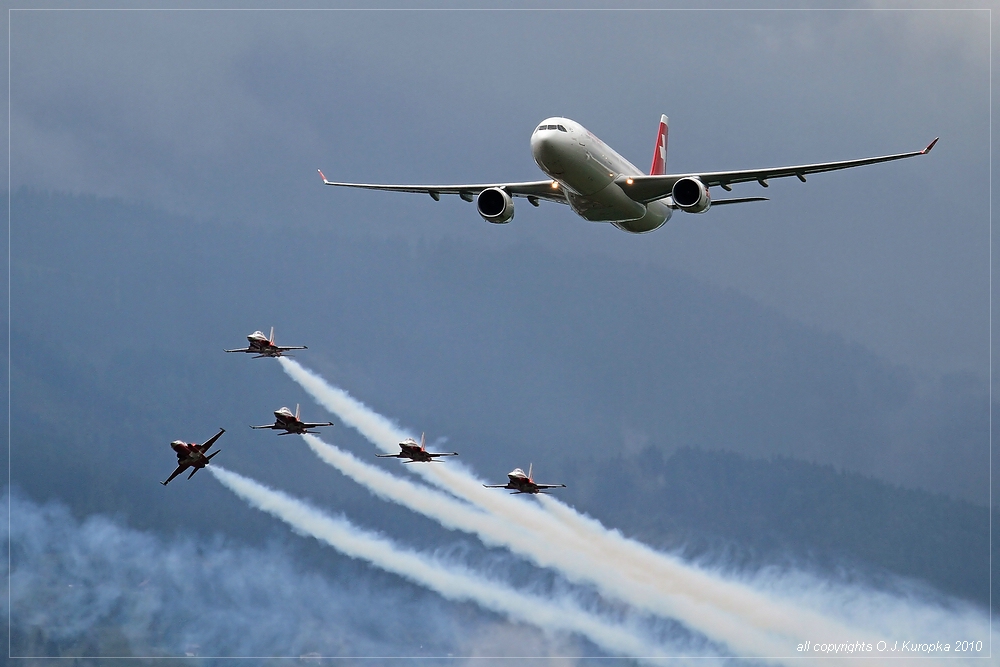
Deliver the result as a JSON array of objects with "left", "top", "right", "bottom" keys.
[
  {"left": 375, "top": 433, "right": 457, "bottom": 463},
  {"left": 160, "top": 428, "right": 225, "bottom": 486},
  {"left": 484, "top": 463, "right": 565, "bottom": 494},
  {"left": 251, "top": 404, "right": 334, "bottom": 436},
  {"left": 225, "top": 327, "right": 307, "bottom": 358}
]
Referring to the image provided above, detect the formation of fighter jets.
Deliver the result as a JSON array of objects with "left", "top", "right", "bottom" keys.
[
  {"left": 164, "top": 328, "right": 562, "bottom": 493},
  {"left": 166, "top": 113, "right": 936, "bottom": 489}
]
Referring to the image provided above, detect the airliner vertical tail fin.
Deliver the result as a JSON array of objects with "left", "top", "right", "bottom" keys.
[{"left": 649, "top": 114, "right": 669, "bottom": 176}]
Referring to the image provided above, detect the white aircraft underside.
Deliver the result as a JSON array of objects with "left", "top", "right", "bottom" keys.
[{"left": 320, "top": 116, "right": 936, "bottom": 234}]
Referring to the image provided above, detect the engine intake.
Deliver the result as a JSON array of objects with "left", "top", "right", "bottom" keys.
[
  {"left": 671, "top": 177, "right": 711, "bottom": 213},
  {"left": 477, "top": 187, "right": 515, "bottom": 224}
]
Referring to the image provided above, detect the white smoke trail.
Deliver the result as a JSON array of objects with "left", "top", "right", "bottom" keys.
[
  {"left": 280, "top": 359, "right": 993, "bottom": 663},
  {"left": 280, "top": 362, "right": 849, "bottom": 644},
  {"left": 207, "top": 465, "right": 681, "bottom": 661},
  {"left": 301, "top": 433, "right": 797, "bottom": 658},
  {"left": 538, "top": 496, "right": 993, "bottom": 658}
]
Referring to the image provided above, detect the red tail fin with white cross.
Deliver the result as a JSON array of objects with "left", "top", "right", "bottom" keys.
[{"left": 649, "top": 115, "right": 668, "bottom": 176}]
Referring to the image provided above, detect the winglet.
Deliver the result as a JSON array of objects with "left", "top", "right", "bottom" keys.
[
  {"left": 922, "top": 138, "right": 939, "bottom": 154},
  {"left": 318, "top": 169, "right": 330, "bottom": 184}
]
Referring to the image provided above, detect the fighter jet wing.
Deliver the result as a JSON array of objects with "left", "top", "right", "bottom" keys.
[
  {"left": 161, "top": 464, "right": 186, "bottom": 486},
  {"left": 301, "top": 421, "right": 335, "bottom": 429},
  {"left": 427, "top": 451, "right": 458, "bottom": 457},
  {"left": 225, "top": 347, "right": 252, "bottom": 353},
  {"left": 534, "top": 483, "right": 567, "bottom": 489},
  {"left": 276, "top": 345, "right": 308, "bottom": 352},
  {"left": 319, "top": 171, "right": 570, "bottom": 205},
  {"left": 250, "top": 424, "right": 276, "bottom": 430},
  {"left": 483, "top": 483, "right": 509, "bottom": 488},
  {"left": 618, "top": 138, "right": 939, "bottom": 204},
  {"left": 197, "top": 428, "right": 226, "bottom": 453}
]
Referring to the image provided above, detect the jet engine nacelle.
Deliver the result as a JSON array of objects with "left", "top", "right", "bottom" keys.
[
  {"left": 477, "top": 187, "right": 515, "bottom": 224},
  {"left": 671, "top": 177, "right": 711, "bottom": 213}
]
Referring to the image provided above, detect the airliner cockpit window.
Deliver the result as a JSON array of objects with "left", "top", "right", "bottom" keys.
[{"left": 557, "top": 125, "right": 567, "bottom": 132}]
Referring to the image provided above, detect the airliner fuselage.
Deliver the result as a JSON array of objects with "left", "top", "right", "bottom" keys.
[{"left": 530, "top": 117, "right": 672, "bottom": 233}]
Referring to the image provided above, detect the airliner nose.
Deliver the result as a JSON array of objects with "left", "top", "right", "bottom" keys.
[
  {"left": 530, "top": 130, "right": 550, "bottom": 155},
  {"left": 531, "top": 129, "right": 564, "bottom": 174}
]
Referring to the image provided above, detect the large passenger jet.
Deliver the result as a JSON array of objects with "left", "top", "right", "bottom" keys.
[{"left": 319, "top": 116, "right": 936, "bottom": 234}]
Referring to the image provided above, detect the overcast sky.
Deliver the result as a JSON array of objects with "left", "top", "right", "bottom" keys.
[{"left": 7, "top": 3, "right": 991, "bottom": 379}]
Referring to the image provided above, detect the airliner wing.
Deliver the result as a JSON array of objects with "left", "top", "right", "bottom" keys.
[
  {"left": 620, "top": 138, "right": 938, "bottom": 204},
  {"left": 319, "top": 171, "right": 569, "bottom": 205}
]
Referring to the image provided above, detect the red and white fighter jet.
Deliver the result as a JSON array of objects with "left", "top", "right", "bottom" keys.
[
  {"left": 160, "top": 428, "right": 225, "bottom": 486},
  {"left": 251, "top": 404, "right": 334, "bottom": 436},
  {"left": 376, "top": 433, "right": 458, "bottom": 463},
  {"left": 225, "top": 327, "right": 307, "bottom": 358},
  {"left": 484, "top": 463, "right": 566, "bottom": 494}
]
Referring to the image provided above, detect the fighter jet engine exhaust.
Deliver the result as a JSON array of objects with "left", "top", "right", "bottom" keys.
[
  {"left": 476, "top": 188, "right": 515, "bottom": 224},
  {"left": 671, "top": 177, "right": 711, "bottom": 213}
]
